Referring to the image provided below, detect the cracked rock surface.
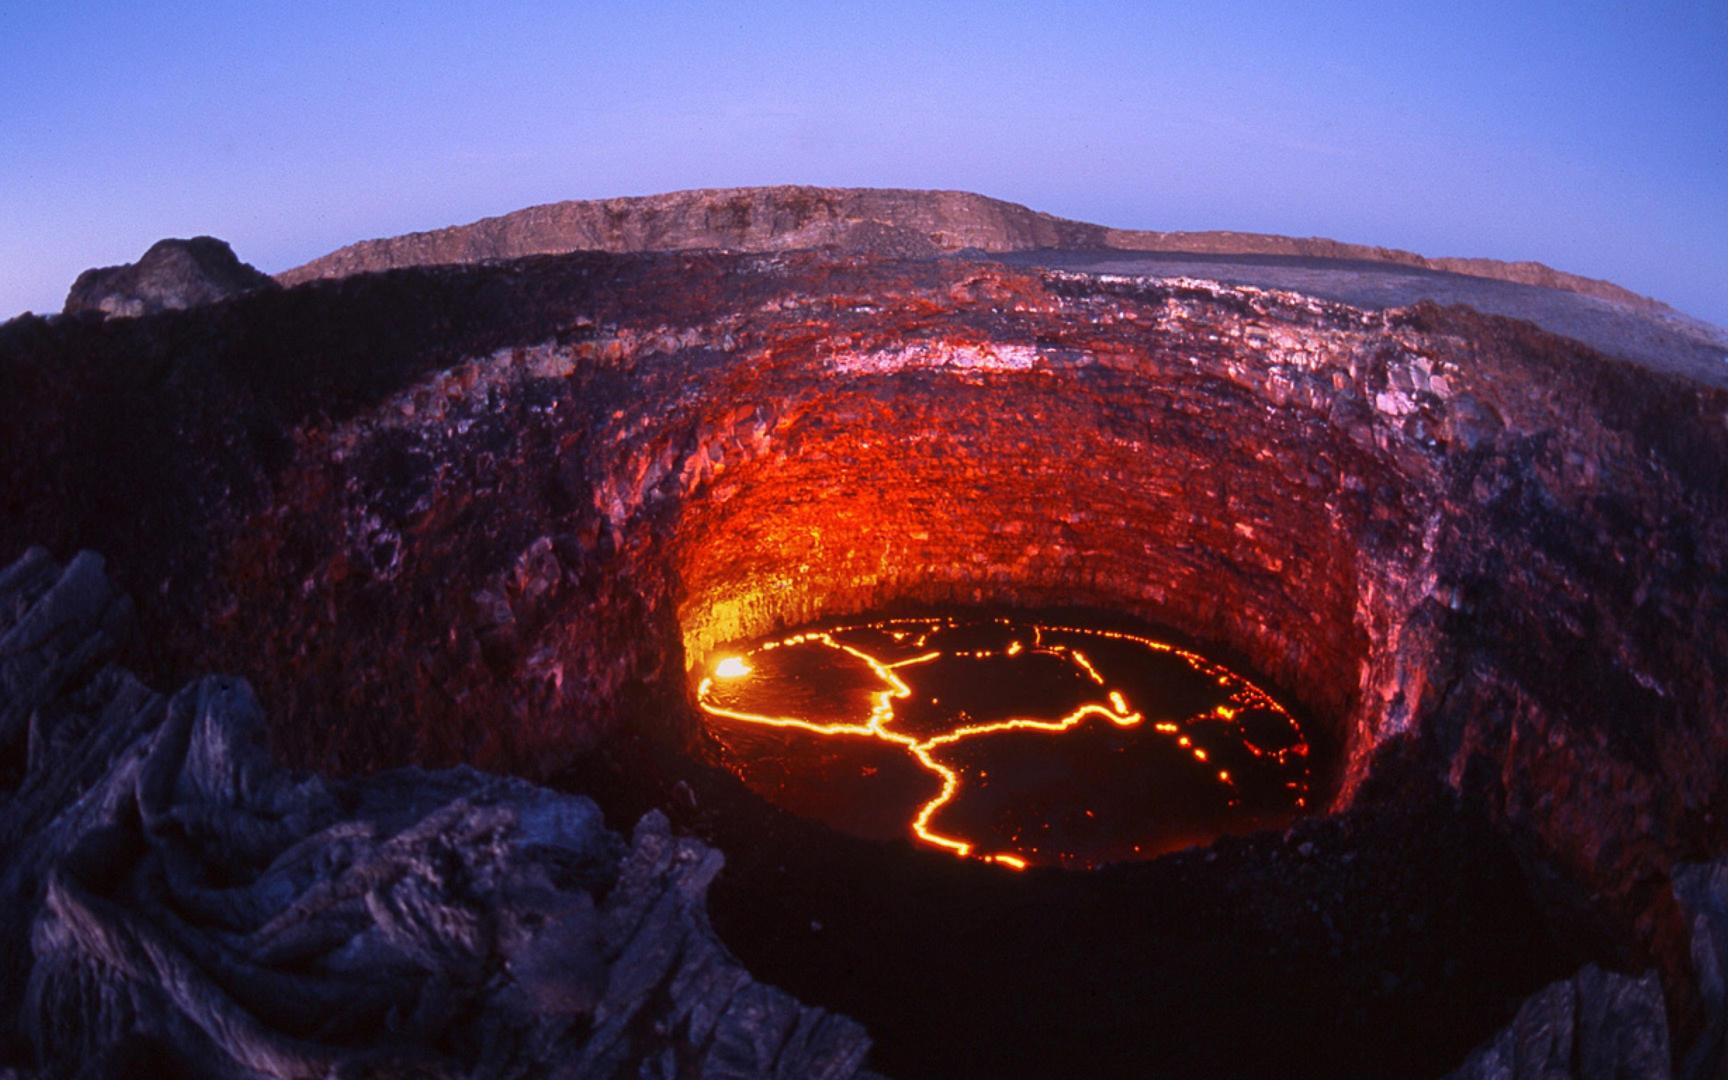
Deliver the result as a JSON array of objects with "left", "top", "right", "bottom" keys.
[{"left": 0, "top": 548, "right": 871, "bottom": 1078}]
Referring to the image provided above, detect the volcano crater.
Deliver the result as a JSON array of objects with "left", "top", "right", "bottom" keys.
[{"left": 4, "top": 243, "right": 1726, "bottom": 1077}]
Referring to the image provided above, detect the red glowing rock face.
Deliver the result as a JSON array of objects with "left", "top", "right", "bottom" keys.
[{"left": 697, "top": 616, "right": 1311, "bottom": 869}]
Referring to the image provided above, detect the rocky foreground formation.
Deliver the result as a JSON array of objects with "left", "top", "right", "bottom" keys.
[
  {"left": 0, "top": 548, "right": 871, "bottom": 1077},
  {"left": 4, "top": 210, "right": 1727, "bottom": 1074},
  {"left": 63, "top": 236, "right": 277, "bottom": 319}
]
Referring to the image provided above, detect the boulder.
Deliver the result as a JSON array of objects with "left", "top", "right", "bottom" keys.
[
  {"left": 63, "top": 237, "right": 276, "bottom": 318},
  {"left": 1445, "top": 964, "right": 1672, "bottom": 1079}
]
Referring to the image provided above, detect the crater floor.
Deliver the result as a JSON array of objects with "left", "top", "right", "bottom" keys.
[{"left": 697, "top": 613, "right": 1313, "bottom": 869}]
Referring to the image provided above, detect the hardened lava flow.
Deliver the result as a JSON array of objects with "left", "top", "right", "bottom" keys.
[{"left": 2, "top": 235, "right": 1726, "bottom": 1078}]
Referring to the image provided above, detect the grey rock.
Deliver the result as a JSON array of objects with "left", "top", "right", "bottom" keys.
[
  {"left": 64, "top": 237, "right": 277, "bottom": 318},
  {"left": 272, "top": 186, "right": 1728, "bottom": 382},
  {"left": 1446, "top": 964, "right": 1672, "bottom": 1079},
  {"left": 1447, "top": 856, "right": 1728, "bottom": 1080},
  {"left": 0, "top": 548, "right": 133, "bottom": 758},
  {"left": 1673, "top": 857, "right": 1728, "bottom": 1080},
  {"left": 0, "top": 548, "right": 873, "bottom": 1078}
]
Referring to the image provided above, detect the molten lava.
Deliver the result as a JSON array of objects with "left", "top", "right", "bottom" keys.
[{"left": 696, "top": 615, "right": 1312, "bottom": 869}]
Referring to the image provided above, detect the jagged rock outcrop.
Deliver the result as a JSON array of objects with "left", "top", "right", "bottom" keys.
[
  {"left": 1444, "top": 853, "right": 1728, "bottom": 1079},
  {"left": 64, "top": 236, "right": 277, "bottom": 318},
  {"left": 0, "top": 548, "right": 871, "bottom": 1077},
  {"left": 274, "top": 185, "right": 1665, "bottom": 313},
  {"left": 1446, "top": 965, "right": 1672, "bottom": 1079},
  {"left": 273, "top": 188, "right": 1089, "bottom": 284},
  {"left": 1674, "top": 860, "right": 1728, "bottom": 1078}
]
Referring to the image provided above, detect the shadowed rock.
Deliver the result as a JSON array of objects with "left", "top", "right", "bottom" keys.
[
  {"left": 1445, "top": 965, "right": 1672, "bottom": 1079},
  {"left": 1674, "top": 860, "right": 1728, "bottom": 1079},
  {"left": 1444, "top": 853, "right": 1728, "bottom": 1079},
  {"left": 0, "top": 548, "right": 872, "bottom": 1078},
  {"left": 64, "top": 237, "right": 277, "bottom": 319}
]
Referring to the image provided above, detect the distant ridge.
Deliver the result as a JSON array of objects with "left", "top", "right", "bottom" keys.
[{"left": 279, "top": 185, "right": 1665, "bottom": 315}]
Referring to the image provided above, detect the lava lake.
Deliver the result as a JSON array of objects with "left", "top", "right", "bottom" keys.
[{"left": 696, "top": 614, "right": 1314, "bottom": 870}]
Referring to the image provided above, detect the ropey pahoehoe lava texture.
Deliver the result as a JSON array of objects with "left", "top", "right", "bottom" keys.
[{"left": 2, "top": 239, "right": 1727, "bottom": 1076}]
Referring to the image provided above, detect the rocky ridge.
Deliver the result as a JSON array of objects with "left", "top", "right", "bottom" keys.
[
  {"left": 0, "top": 547, "right": 871, "bottom": 1078},
  {"left": 275, "top": 186, "right": 1667, "bottom": 314}
]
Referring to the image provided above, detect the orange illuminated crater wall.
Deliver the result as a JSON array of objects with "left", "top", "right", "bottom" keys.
[{"left": 664, "top": 326, "right": 1438, "bottom": 805}]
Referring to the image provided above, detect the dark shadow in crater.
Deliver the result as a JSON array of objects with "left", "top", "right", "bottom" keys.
[
  {"left": 691, "top": 736, "right": 1567, "bottom": 1080},
  {"left": 557, "top": 605, "right": 1572, "bottom": 1079}
]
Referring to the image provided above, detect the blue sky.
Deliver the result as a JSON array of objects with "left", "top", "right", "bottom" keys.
[{"left": 3, "top": 1, "right": 1723, "bottom": 324}]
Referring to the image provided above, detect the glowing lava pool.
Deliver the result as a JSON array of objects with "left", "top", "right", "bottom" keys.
[{"left": 696, "top": 615, "right": 1313, "bottom": 870}]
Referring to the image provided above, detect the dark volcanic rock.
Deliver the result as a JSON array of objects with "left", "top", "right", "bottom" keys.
[
  {"left": 1446, "top": 858, "right": 1728, "bottom": 1080},
  {"left": 1673, "top": 860, "right": 1728, "bottom": 1078},
  {"left": 1446, "top": 965, "right": 1672, "bottom": 1079},
  {"left": 0, "top": 549, "right": 870, "bottom": 1077},
  {"left": 64, "top": 236, "right": 277, "bottom": 318}
]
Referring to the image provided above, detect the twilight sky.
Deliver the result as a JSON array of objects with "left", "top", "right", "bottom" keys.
[{"left": 3, "top": 1, "right": 1724, "bottom": 325}]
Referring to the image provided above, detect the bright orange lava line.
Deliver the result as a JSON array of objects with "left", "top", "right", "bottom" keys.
[
  {"left": 1069, "top": 649, "right": 1105, "bottom": 685},
  {"left": 696, "top": 618, "right": 1309, "bottom": 869},
  {"left": 905, "top": 701, "right": 1144, "bottom": 858}
]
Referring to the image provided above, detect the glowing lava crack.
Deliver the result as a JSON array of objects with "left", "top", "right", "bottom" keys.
[{"left": 696, "top": 616, "right": 1313, "bottom": 870}]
